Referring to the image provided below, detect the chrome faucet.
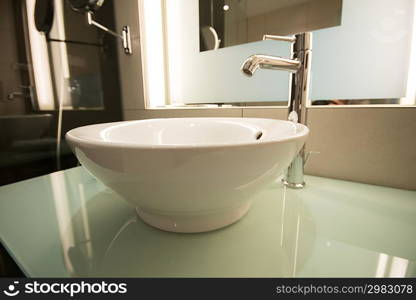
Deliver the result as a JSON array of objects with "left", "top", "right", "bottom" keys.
[{"left": 241, "top": 33, "right": 312, "bottom": 189}]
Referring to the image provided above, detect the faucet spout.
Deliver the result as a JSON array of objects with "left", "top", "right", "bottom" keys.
[{"left": 241, "top": 55, "right": 301, "bottom": 76}]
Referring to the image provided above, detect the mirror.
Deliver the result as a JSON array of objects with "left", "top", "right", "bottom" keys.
[
  {"left": 199, "top": 0, "right": 343, "bottom": 51},
  {"left": 141, "top": 0, "right": 415, "bottom": 107}
]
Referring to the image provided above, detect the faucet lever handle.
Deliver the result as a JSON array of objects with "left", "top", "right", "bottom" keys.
[{"left": 263, "top": 34, "right": 296, "bottom": 43}]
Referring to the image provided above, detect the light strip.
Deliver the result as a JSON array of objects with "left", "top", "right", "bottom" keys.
[
  {"left": 25, "top": 0, "right": 55, "bottom": 110},
  {"left": 139, "top": 0, "right": 167, "bottom": 107},
  {"left": 403, "top": 1, "right": 416, "bottom": 105}
]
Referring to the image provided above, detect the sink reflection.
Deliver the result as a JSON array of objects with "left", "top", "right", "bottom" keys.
[
  {"left": 0, "top": 114, "right": 52, "bottom": 148},
  {"left": 65, "top": 188, "right": 309, "bottom": 277}
]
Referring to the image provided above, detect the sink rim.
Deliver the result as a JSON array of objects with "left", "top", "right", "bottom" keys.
[{"left": 66, "top": 117, "right": 309, "bottom": 150}]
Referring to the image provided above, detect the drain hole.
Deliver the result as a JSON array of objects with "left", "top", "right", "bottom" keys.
[{"left": 255, "top": 131, "right": 263, "bottom": 140}]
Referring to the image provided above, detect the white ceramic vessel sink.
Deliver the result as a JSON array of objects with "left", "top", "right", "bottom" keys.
[{"left": 66, "top": 118, "right": 309, "bottom": 233}]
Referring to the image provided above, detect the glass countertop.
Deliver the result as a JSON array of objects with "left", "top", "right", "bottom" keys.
[{"left": 0, "top": 167, "right": 415, "bottom": 277}]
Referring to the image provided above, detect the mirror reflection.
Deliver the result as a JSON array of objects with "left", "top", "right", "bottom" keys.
[{"left": 199, "top": 0, "right": 343, "bottom": 51}]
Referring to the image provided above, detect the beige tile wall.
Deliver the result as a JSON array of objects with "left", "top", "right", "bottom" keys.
[
  {"left": 124, "top": 107, "right": 242, "bottom": 119},
  {"left": 305, "top": 107, "right": 416, "bottom": 190},
  {"left": 242, "top": 107, "right": 416, "bottom": 190},
  {"left": 242, "top": 107, "right": 288, "bottom": 120}
]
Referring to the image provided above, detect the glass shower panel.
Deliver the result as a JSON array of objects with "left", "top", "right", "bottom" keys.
[
  {"left": 0, "top": 0, "right": 121, "bottom": 186},
  {"left": 47, "top": 0, "right": 105, "bottom": 110},
  {"left": 66, "top": 43, "right": 104, "bottom": 109}
]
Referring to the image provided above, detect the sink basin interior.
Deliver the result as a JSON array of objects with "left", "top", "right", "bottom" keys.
[
  {"left": 101, "top": 119, "right": 264, "bottom": 145},
  {"left": 68, "top": 118, "right": 303, "bottom": 147}
]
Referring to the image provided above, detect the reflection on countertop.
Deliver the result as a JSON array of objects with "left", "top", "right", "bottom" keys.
[
  {"left": 0, "top": 114, "right": 76, "bottom": 186},
  {"left": 0, "top": 167, "right": 415, "bottom": 277}
]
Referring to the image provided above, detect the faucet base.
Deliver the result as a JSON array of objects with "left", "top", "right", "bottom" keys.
[
  {"left": 282, "top": 152, "right": 306, "bottom": 189},
  {"left": 282, "top": 179, "right": 305, "bottom": 189}
]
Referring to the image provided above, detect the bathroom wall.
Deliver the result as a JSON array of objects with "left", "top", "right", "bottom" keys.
[
  {"left": 243, "top": 107, "right": 416, "bottom": 190},
  {"left": 115, "top": 1, "right": 416, "bottom": 190},
  {"left": 0, "top": 0, "right": 31, "bottom": 116}
]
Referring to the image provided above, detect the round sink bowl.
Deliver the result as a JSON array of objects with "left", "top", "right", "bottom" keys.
[{"left": 66, "top": 118, "right": 309, "bottom": 233}]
